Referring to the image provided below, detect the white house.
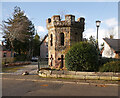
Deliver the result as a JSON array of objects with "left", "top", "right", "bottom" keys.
[
  {"left": 40, "top": 34, "right": 48, "bottom": 58},
  {"left": 101, "top": 38, "right": 120, "bottom": 58},
  {"left": 0, "top": 45, "right": 2, "bottom": 62}
]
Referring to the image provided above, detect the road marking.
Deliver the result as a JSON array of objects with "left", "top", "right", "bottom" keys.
[
  {"left": 40, "top": 84, "right": 48, "bottom": 86},
  {"left": 1, "top": 77, "right": 118, "bottom": 87},
  {"left": 0, "top": 73, "right": 12, "bottom": 75}
]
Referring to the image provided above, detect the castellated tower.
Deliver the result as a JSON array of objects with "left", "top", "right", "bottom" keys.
[{"left": 46, "top": 14, "right": 85, "bottom": 69}]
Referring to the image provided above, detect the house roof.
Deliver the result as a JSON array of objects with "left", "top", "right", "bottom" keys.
[
  {"left": 40, "top": 34, "right": 48, "bottom": 46},
  {"left": 103, "top": 38, "right": 120, "bottom": 52}
]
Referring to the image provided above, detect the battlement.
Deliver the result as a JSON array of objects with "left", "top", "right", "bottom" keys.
[
  {"left": 51, "top": 15, "right": 61, "bottom": 22},
  {"left": 46, "top": 14, "right": 85, "bottom": 29},
  {"left": 65, "top": 14, "right": 75, "bottom": 22},
  {"left": 77, "top": 17, "right": 85, "bottom": 23}
]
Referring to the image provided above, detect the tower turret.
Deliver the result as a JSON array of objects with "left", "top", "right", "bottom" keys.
[
  {"left": 51, "top": 15, "right": 60, "bottom": 22},
  {"left": 65, "top": 14, "right": 75, "bottom": 23},
  {"left": 46, "top": 14, "right": 85, "bottom": 68}
]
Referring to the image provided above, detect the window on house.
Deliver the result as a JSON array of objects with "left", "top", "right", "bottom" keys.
[
  {"left": 46, "top": 42, "right": 48, "bottom": 47},
  {"left": 3, "top": 53, "right": 7, "bottom": 57},
  {"left": 46, "top": 53, "right": 48, "bottom": 58},
  {"left": 60, "top": 33, "right": 64, "bottom": 46},
  {"left": 50, "top": 34, "right": 53, "bottom": 46}
]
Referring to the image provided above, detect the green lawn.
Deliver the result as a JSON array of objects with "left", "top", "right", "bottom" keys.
[{"left": 2, "top": 66, "right": 24, "bottom": 73}]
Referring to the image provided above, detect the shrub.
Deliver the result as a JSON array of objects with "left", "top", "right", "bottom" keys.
[
  {"left": 14, "top": 54, "right": 27, "bottom": 61},
  {"left": 98, "top": 57, "right": 120, "bottom": 66},
  {"left": 99, "top": 61, "right": 120, "bottom": 72},
  {"left": 65, "top": 42, "right": 99, "bottom": 71}
]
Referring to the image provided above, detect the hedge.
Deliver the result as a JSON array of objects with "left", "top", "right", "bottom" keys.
[
  {"left": 65, "top": 42, "right": 99, "bottom": 71},
  {"left": 99, "top": 60, "right": 120, "bottom": 72}
]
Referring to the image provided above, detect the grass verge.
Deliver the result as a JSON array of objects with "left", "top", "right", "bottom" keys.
[{"left": 2, "top": 66, "right": 24, "bottom": 73}]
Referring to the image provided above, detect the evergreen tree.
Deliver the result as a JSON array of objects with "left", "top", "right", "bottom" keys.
[
  {"left": 2, "top": 6, "right": 35, "bottom": 59},
  {"left": 33, "top": 31, "right": 41, "bottom": 57}
]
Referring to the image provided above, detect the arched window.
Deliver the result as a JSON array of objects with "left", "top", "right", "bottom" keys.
[
  {"left": 75, "top": 32, "right": 78, "bottom": 42},
  {"left": 50, "top": 55, "right": 53, "bottom": 66},
  {"left": 50, "top": 34, "right": 53, "bottom": 46},
  {"left": 60, "top": 33, "right": 64, "bottom": 46}
]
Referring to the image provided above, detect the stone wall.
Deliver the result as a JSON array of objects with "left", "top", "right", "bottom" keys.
[
  {"left": 47, "top": 15, "right": 85, "bottom": 68},
  {"left": 39, "top": 70, "right": 119, "bottom": 81}
]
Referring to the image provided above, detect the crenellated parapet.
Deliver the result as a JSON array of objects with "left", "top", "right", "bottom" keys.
[{"left": 46, "top": 14, "right": 85, "bottom": 30}]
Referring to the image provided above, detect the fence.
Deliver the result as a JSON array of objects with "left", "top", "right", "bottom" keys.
[
  {"left": 38, "top": 58, "right": 49, "bottom": 69},
  {"left": 2, "top": 57, "right": 14, "bottom": 67}
]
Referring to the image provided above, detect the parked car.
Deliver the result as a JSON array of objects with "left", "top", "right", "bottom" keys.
[{"left": 31, "top": 57, "right": 38, "bottom": 62}]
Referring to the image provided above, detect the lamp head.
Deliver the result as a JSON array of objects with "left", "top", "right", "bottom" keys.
[{"left": 96, "top": 20, "right": 101, "bottom": 27}]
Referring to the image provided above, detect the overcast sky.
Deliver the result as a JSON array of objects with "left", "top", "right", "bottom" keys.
[{"left": 0, "top": 1, "right": 119, "bottom": 46}]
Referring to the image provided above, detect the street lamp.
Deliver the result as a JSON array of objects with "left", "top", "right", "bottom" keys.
[{"left": 96, "top": 20, "right": 101, "bottom": 49}]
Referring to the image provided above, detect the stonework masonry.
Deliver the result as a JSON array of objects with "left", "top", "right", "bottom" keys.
[{"left": 46, "top": 14, "right": 85, "bottom": 68}]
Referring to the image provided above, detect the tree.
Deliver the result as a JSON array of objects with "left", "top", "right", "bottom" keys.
[
  {"left": 100, "top": 42, "right": 104, "bottom": 51},
  {"left": 2, "top": 6, "right": 35, "bottom": 59},
  {"left": 33, "top": 32, "right": 41, "bottom": 57},
  {"left": 88, "top": 35, "right": 96, "bottom": 47},
  {"left": 105, "top": 27, "right": 115, "bottom": 39},
  {"left": 65, "top": 42, "right": 99, "bottom": 71}
]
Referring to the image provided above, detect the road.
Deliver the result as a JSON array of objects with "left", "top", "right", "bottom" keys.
[
  {"left": 1, "top": 62, "right": 119, "bottom": 96},
  {"left": 2, "top": 74, "right": 118, "bottom": 96}
]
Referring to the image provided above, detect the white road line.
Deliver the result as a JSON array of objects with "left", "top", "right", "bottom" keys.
[{"left": 1, "top": 77, "right": 118, "bottom": 86}]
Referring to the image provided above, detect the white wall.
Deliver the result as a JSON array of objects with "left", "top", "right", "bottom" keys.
[
  {"left": 119, "top": 32, "right": 120, "bottom": 39},
  {"left": 102, "top": 42, "right": 116, "bottom": 58},
  {"left": 40, "top": 37, "right": 48, "bottom": 58}
]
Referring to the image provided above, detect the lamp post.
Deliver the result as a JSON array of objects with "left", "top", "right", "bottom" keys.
[{"left": 96, "top": 20, "right": 101, "bottom": 49}]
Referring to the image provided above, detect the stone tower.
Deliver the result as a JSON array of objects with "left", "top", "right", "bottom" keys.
[{"left": 46, "top": 14, "right": 85, "bottom": 68}]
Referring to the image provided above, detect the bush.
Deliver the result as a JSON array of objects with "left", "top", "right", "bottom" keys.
[
  {"left": 65, "top": 42, "right": 99, "bottom": 71},
  {"left": 98, "top": 57, "right": 120, "bottom": 66},
  {"left": 14, "top": 54, "right": 27, "bottom": 61},
  {"left": 99, "top": 61, "right": 120, "bottom": 72}
]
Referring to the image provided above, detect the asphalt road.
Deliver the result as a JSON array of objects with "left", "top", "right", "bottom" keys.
[
  {"left": 2, "top": 75, "right": 118, "bottom": 96},
  {"left": 1, "top": 62, "right": 119, "bottom": 97}
]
